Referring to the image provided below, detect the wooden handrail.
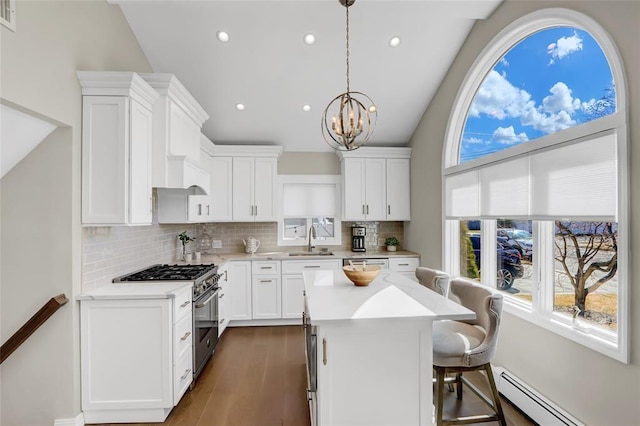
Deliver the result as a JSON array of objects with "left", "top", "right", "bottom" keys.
[{"left": 0, "top": 294, "right": 69, "bottom": 364}]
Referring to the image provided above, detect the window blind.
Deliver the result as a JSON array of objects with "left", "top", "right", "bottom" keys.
[
  {"left": 283, "top": 183, "right": 336, "bottom": 217},
  {"left": 445, "top": 131, "right": 617, "bottom": 220}
]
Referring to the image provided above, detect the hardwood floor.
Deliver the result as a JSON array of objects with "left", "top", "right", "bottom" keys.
[{"left": 98, "top": 326, "right": 534, "bottom": 426}]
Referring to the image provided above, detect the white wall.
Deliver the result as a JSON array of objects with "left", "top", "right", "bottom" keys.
[
  {"left": 406, "top": 1, "right": 640, "bottom": 424},
  {"left": 0, "top": 1, "right": 151, "bottom": 424}
]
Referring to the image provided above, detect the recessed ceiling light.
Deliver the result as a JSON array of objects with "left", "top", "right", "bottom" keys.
[
  {"left": 302, "top": 105, "right": 312, "bottom": 112},
  {"left": 235, "top": 103, "right": 245, "bottom": 111},
  {"left": 389, "top": 36, "right": 401, "bottom": 48},
  {"left": 216, "top": 31, "right": 230, "bottom": 43},
  {"left": 303, "top": 33, "right": 316, "bottom": 45}
]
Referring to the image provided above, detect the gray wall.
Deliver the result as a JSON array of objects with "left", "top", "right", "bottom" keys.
[
  {"left": 0, "top": 1, "right": 151, "bottom": 424},
  {"left": 279, "top": 151, "right": 341, "bottom": 175},
  {"left": 406, "top": 1, "right": 639, "bottom": 424}
]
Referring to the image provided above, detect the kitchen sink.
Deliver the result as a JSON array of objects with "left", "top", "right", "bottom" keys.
[{"left": 288, "top": 251, "right": 334, "bottom": 256}]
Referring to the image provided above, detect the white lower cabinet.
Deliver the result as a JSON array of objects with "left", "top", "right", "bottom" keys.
[
  {"left": 389, "top": 257, "right": 420, "bottom": 282},
  {"left": 307, "top": 319, "right": 429, "bottom": 426},
  {"left": 80, "top": 286, "right": 192, "bottom": 423},
  {"left": 227, "top": 261, "right": 252, "bottom": 321},
  {"left": 251, "top": 260, "right": 281, "bottom": 319},
  {"left": 282, "top": 260, "right": 342, "bottom": 319}
]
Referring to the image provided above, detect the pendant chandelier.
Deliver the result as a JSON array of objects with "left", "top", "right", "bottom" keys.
[{"left": 322, "top": 0, "right": 377, "bottom": 151}]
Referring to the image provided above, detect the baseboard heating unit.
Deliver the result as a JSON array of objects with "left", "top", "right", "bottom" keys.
[{"left": 494, "top": 367, "right": 584, "bottom": 426}]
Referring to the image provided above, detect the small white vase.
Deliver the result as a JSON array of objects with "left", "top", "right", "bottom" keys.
[{"left": 387, "top": 246, "right": 397, "bottom": 252}]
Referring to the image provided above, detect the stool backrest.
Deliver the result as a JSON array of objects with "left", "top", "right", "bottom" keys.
[
  {"left": 415, "top": 267, "right": 450, "bottom": 297},
  {"left": 449, "top": 277, "right": 504, "bottom": 366}
]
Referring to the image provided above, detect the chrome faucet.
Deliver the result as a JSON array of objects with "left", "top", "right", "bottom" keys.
[{"left": 308, "top": 226, "right": 317, "bottom": 252}]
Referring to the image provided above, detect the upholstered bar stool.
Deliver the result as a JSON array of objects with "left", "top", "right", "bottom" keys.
[
  {"left": 432, "top": 278, "right": 506, "bottom": 426},
  {"left": 415, "top": 267, "right": 451, "bottom": 297}
]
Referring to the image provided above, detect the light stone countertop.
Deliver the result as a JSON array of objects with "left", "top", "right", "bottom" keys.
[
  {"left": 77, "top": 282, "right": 193, "bottom": 300},
  {"left": 178, "top": 249, "right": 420, "bottom": 266},
  {"left": 303, "top": 270, "right": 474, "bottom": 323}
]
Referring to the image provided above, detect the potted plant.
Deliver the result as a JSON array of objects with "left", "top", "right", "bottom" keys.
[
  {"left": 178, "top": 231, "right": 196, "bottom": 261},
  {"left": 384, "top": 236, "right": 400, "bottom": 252}
]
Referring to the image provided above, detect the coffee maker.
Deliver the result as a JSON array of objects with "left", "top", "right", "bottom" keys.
[{"left": 351, "top": 226, "right": 366, "bottom": 252}]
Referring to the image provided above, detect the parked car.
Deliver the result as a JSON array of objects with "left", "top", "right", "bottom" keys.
[
  {"left": 497, "top": 228, "right": 533, "bottom": 259},
  {"left": 468, "top": 234, "right": 524, "bottom": 290}
]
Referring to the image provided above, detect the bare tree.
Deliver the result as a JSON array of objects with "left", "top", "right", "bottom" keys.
[
  {"left": 554, "top": 222, "right": 617, "bottom": 316},
  {"left": 583, "top": 86, "right": 616, "bottom": 119}
]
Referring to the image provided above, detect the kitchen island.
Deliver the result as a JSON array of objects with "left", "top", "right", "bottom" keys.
[{"left": 303, "top": 270, "right": 474, "bottom": 426}]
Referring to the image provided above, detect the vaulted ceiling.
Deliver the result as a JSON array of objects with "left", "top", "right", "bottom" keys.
[{"left": 116, "top": 0, "right": 502, "bottom": 152}]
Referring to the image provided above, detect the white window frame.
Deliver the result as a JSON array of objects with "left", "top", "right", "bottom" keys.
[
  {"left": 1, "top": 0, "right": 16, "bottom": 31},
  {"left": 277, "top": 175, "right": 343, "bottom": 247},
  {"left": 442, "top": 9, "right": 629, "bottom": 363}
]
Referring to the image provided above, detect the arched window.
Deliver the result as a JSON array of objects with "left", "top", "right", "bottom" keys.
[{"left": 443, "top": 9, "right": 629, "bottom": 363}]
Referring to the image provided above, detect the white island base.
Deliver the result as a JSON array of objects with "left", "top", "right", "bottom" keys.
[{"left": 303, "top": 270, "right": 474, "bottom": 426}]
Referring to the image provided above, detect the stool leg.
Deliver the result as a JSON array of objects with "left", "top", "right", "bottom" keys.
[
  {"left": 484, "top": 364, "right": 506, "bottom": 426},
  {"left": 456, "top": 372, "right": 463, "bottom": 400},
  {"left": 435, "top": 367, "right": 447, "bottom": 426}
]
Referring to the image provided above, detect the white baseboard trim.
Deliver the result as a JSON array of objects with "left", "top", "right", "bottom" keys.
[{"left": 53, "top": 412, "right": 84, "bottom": 426}]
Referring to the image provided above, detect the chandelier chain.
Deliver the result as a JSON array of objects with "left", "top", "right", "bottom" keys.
[{"left": 345, "top": 3, "right": 350, "bottom": 93}]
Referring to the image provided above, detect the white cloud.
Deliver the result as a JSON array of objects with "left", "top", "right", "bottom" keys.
[
  {"left": 547, "top": 33, "right": 583, "bottom": 65},
  {"left": 492, "top": 126, "right": 529, "bottom": 145},
  {"left": 542, "top": 82, "right": 581, "bottom": 114},
  {"left": 464, "top": 136, "right": 484, "bottom": 144},
  {"left": 470, "top": 71, "right": 582, "bottom": 135},
  {"left": 499, "top": 57, "right": 509, "bottom": 67},
  {"left": 468, "top": 70, "right": 532, "bottom": 119}
]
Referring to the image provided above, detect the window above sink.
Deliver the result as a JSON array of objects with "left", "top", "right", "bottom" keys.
[{"left": 277, "top": 175, "right": 343, "bottom": 247}]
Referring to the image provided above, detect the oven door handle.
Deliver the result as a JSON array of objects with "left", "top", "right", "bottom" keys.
[{"left": 194, "top": 288, "right": 220, "bottom": 309}]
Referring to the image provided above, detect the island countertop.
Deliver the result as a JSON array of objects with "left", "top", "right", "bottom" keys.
[{"left": 303, "top": 270, "right": 474, "bottom": 323}]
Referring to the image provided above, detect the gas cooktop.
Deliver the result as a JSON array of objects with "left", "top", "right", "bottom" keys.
[{"left": 114, "top": 264, "right": 217, "bottom": 282}]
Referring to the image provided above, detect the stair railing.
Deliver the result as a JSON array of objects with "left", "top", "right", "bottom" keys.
[{"left": 0, "top": 294, "right": 69, "bottom": 364}]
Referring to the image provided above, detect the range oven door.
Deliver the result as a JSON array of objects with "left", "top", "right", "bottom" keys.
[{"left": 193, "top": 287, "right": 220, "bottom": 379}]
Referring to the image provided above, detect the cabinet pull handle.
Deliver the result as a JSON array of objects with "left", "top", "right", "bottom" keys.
[
  {"left": 260, "top": 266, "right": 272, "bottom": 269},
  {"left": 362, "top": 205, "right": 365, "bottom": 215},
  {"left": 398, "top": 263, "right": 409, "bottom": 266},
  {"left": 207, "top": 205, "right": 210, "bottom": 215},
  {"left": 388, "top": 205, "right": 390, "bottom": 215},
  {"left": 366, "top": 205, "right": 369, "bottom": 214},
  {"left": 180, "top": 331, "right": 191, "bottom": 341},
  {"left": 304, "top": 265, "right": 321, "bottom": 268},
  {"left": 180, "top": 301, "right": 190, "bottom": 308},
  {"left": 198, "top": 203, "right": 202, "bottom": 216},
  {"left": 322, "top": 338, "right": 327, "bottom": 365},
  {"left": 260, "top": 279, "right": 273, "bottom": 283},
  {"left": 219, "top": 318, "right": 225, "bottom": 324},
  {"left": 255, "top": 205, "right": 258, "bottom": 216},
  {"left": 224, "top": 270, "right": 228, "bottom": 280},
  {"left": 219, "top": 293, "right": 225, "bottom": 299},
  {"left": 180, "top": 369, "right": 192, "bottom": 381}
]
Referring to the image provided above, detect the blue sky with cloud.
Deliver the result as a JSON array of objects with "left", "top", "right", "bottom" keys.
[{"left": 460, "top": 27, "right": 615, "bottom": 163}]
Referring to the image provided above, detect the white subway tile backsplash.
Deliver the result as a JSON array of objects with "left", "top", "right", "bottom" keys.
[{"left": 82, "top": 220, "right": 404, "bottom": 292}]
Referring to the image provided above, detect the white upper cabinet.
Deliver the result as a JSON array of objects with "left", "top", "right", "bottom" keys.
[
  {"left": 138, "top": 73, "right": 210, "bottom": 194},
  {"left": 210, "top": 145, "right": 283, "bottom": 222},
  {"left": 337, "top": 147, "right": 411, "bottom": 221},
  {"left": 77, "top": 71, "right": 159, "bottom": 226},
  {"left": 386, "top": 158, "right": 411, "bottom": 220},
  {"left": 201, "top": 136, "right": 233, "bottom": 221}
]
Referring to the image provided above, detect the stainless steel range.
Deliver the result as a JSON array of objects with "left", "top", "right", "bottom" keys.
[{"left": 114, "top": 264, "right": 221, "bottom": 380}]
